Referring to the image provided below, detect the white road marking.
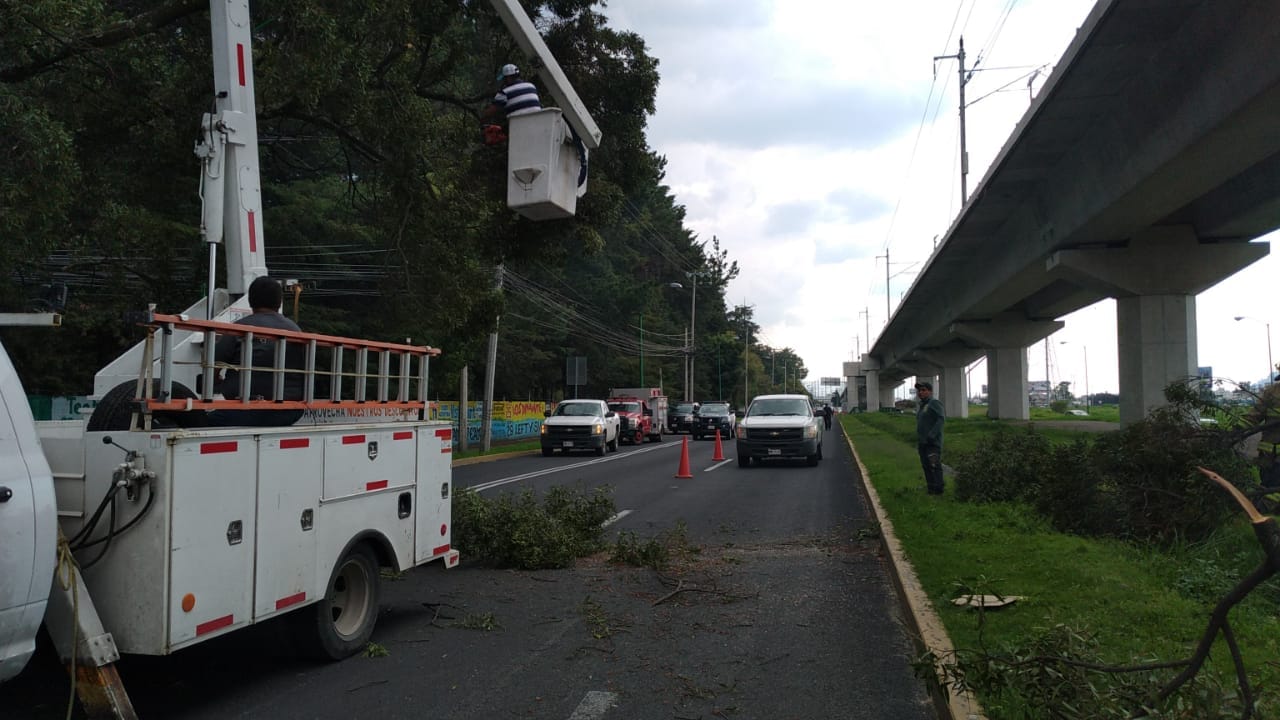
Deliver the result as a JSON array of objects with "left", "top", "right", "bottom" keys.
[
  {"left": 568, "top": 691, "right": 619, "bottom": 720},
  {"left": 704, "top": 458, "right": 734, "bottom": 472},
  {"left": 601, "top": 509, "right": 632, "bottom": 527},
  {"left": 470, "top": 442, "right": 679, "bottom": 493}
]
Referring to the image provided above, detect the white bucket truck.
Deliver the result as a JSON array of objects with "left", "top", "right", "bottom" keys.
[{"left": 0, "top": 1, "right": 601, "bottom": 717}]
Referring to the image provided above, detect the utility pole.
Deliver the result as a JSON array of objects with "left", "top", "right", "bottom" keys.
[
  {"left": 877, "top": 250, "right": 890, "bottom": 322},
  {"left": 481, "top": 263, "right": 503, "bottom": 452},
  {"left": 743, "top": 311, "right": 750, "bottom": 408},
  {"left": 689, "top": 277, "right": 698, "bottom": 401},
  {"left": 1043, "top": 336, "right": 1051, "bottom": 405},
  {"left": 859, "top": 308, "right": 870, "bottom": 357},
  {"left": 935, "top": 36, "right": 970, "bottom": 205},
  {"left": 639, "top": 314, "right": 644, "bottom": 386}
]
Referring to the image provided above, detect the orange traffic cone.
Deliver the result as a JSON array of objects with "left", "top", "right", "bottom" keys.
[
  {"left": 712, "top": 429, "right": 726, "bottom": 461},
  {"left": 675, "top": 435, "right": 693, "bottom": 478}
]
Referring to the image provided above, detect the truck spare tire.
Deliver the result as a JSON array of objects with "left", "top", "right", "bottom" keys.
[{"left": 87, "top": 380, "right": 208, "bottom": 431}]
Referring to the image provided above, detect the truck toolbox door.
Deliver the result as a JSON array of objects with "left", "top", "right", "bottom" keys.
[
  {"left": 253, "top": 433, "right": 323, "bottom": 621},
  {"left": 415, "top": 426, "right": 454, "bottom": 565},
  {"left": 168, "top": 434, "right": 258, "bottom": 649}
]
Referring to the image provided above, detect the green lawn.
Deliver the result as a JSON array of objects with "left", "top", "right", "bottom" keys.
[
  {"left": 452, "top": 438, "right": 540, "bottom": 461},
  {"left": 842, "top": 413, "right": 1279, "bottom": 718}
]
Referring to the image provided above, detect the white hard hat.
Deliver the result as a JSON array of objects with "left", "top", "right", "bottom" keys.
[{"left": 497, "top": 63, "right": 520, "bottom": 80}]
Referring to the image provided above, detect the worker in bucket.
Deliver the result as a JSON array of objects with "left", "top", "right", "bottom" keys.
[{"left": 481, "top": 63, "right": 541, "bottom": 145}]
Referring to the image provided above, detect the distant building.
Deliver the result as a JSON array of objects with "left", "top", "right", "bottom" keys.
[{"left": 1028, "top": 379, "right": 1051, "bottom": 406}]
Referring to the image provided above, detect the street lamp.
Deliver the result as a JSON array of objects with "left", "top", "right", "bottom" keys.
[
  {"left": 1234, "top": 316, "right": 1274, "bottom": 386},
  {"left": 1060, "top": 341, "right": 1089, "bottom": 412}
]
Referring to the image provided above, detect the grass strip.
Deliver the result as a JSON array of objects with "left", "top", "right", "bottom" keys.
[{"left": 841, "top": 412, "right": 1280, "bottom": 718}]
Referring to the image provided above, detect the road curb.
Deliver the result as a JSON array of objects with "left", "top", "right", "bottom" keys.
[
  {"left": 451, "top": 448, "right": 540, "bottom": 467},
  {"left": 840, "top": 424, "right": 986, "bottom": 720}
]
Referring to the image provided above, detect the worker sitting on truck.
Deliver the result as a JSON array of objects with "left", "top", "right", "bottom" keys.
[
  {"left": 480, "top": 63, "right": 541, "bottom": 145},
  {"left": 208, "top": 276, "right": 306, "bottom": 427}
]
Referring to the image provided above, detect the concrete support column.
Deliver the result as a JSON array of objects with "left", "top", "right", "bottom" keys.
[
  {"left": 1116, "top": 294, "right": 1197, "bottom": 424},
  {"left": 845, "top": 377, "right": 860, "bottom": 412},
  {"left": 1048, "top": 225, "right": 1266, "bottom": 423},
  {"left": 842, "top": 360, "right": 860, "bottom": 413},
  {"left": 951, "top": 315, "right": 1061, "bottom": 421},
  {"left": 879, "top": 382, "right": 896, "bottom": 410},
  {"left": 940, "top": 365, "right": 968, "bottom": 418},
  {"left": 987, "top": 347, "right": 1030, "bottom": 420},
  {"left": 920, "top": 347, "right": 983, "bottom": 420},
  {"left": 865, "top": 370, "right": 880, "bottom": 412}
]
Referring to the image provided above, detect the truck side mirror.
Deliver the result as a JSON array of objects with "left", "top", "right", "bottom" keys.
[
  {"left": 543, "top": 409, "right": 551, "bottom": 417},
  {"left": 606, "top": 411, "right": 616, "bottom": 418}
]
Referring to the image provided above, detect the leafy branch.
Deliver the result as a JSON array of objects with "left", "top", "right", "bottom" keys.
[{"left": 2, "top": 0, "right": 206, "bottom": 83}]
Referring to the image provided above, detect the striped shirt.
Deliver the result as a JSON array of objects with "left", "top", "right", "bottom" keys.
[{"left": 493, "top": 81, "right": 541, "bottom": 117}]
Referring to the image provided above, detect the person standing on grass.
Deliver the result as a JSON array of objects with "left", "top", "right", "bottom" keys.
[{"left": 915, "top": 381, "right": 945, "bottom": 495}]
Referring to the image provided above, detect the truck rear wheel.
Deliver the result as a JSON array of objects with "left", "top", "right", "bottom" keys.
[{"left": 300, "top": 543, "right": 380, "bottom": 660}]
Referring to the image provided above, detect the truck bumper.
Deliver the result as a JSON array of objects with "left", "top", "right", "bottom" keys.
[
  {"left": 542, "top": 435, "right": 606, "bottom": 452},
  {"left": 736, "top": 438, "right": 819, "bottom": 460}
]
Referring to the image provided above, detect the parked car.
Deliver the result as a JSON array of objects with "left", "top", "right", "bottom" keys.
[
  {"left": 735, "top": 394, "right": 823, "bottom": 467},
  {"left": 668, "top": 402, "right": 697, "bottom": 433},
  {"left": 541, "top": 399, "right": 619, "bottom": 456},
  {"left": 693, "top": 401, "right": 735, "bottom": 440}
]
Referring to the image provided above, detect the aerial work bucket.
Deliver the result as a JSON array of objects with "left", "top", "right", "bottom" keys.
[{"left": 506, "top": 108, "right": 586, "bottom": 220}]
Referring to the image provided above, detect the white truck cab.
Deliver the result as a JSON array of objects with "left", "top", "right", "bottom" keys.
[
  {"left": 0, "top": 338, "right": 57, "bottom": 682},
  {"left": 540, "top": 399, "right": 619, "bottom": 456}
]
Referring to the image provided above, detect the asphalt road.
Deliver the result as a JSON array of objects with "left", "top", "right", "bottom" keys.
[{"left": 4, "top": 428, "right": 935, "bottom": 720}]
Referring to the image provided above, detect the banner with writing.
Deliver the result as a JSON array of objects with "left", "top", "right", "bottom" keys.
[{"left": 433, "top": 401, "right": 547, "bottom": 445}]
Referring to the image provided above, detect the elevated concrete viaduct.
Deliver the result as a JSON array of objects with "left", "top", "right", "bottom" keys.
[{"left": 845, "top": 0, "right": 1279, "bottom": 424}]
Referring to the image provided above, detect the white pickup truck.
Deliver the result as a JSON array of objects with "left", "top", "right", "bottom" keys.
[
  {"left": 540, "top": 399, "right": 620, "bottom": 456},
  {"left": 0, "top": 337, "right": 57, "bottom": 683}
]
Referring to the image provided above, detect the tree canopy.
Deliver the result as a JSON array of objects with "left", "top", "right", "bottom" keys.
[{"left": 0, "top": 0, "right": 807, "bottom": 402}]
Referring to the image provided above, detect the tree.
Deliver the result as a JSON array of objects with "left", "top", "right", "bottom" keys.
[{"left": 0, "top": 1, "right": 742, "bottom": 404}]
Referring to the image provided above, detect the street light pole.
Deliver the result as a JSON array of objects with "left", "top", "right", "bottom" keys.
[
  {"left": 1084, "top": 345, "right": 1090, "bottom": 412},
  {"left": 1061, "top": 340, "right": 1089, "bottom": 412},
  {"left": 687, "top": 280, "right": 697, "bottom": 401},
  {"left": 669, "top": 279, "right": 700, "bottom": 401},
  {"left": 1235, "top": 316, "right": 1275, "bottom": 386}
]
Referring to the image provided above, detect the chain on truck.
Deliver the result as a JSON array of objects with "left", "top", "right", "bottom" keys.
[{"left": 0, "top": 1, "right": 601, "bottom": 717}]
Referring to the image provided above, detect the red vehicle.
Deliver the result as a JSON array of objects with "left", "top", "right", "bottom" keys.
[{"left": 607, "top": 388, "right": 668, "bottom": 445}]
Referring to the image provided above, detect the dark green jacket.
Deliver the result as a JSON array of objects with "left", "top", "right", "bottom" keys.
[{"left": 916, "top": 397, "right": 945, "bottom": 447}]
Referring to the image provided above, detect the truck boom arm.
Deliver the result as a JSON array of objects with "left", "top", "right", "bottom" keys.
[{"left": 197, "top": 0, "right": 267, "bottom": 296}]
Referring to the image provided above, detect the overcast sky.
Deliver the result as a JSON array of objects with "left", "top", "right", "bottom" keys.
[{"left": 604, "top": 0, "right": 1279, "bottom": 398}]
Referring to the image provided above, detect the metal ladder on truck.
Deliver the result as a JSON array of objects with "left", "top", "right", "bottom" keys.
[{"left": 131, "top": 309, "right": 439, "bottom": 427}]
